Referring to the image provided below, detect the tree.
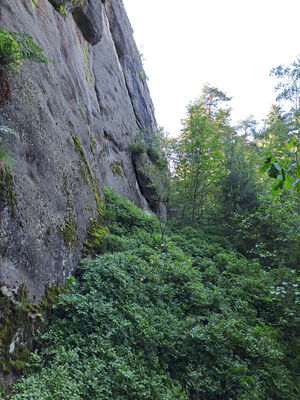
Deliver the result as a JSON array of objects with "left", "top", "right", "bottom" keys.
[
  {"left": 259, "top": 105, "right": 292, "bottom": 161},
  {"left": 236, "top": 114, "right": 258, "bottom": 143},
  {"left": 199, "top": 83, "right": 232, "bottom": 119},
  {"left": 171, "top": 85, "right": 231, "bottom": 223},
  {"left": 220, "top": 135, "right": 258, "bottom": 221},
  {"left": 261, "top": 58, "right": 300, "bottom": 193}
]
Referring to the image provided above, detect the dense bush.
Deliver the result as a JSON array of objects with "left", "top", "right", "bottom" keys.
[
  {"left": 10, "top": 190, "right": 300, "bottom": 399},
  {"left": 231, "top": 194, "right": 300, "bottom": 268}
]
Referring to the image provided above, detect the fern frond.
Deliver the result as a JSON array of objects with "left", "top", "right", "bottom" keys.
[
  {"left": 0, "top": 28, "right": 54, "bottom": 74},
  {"left": 12, "top": 32, "right": 54, "bottom": 64}
]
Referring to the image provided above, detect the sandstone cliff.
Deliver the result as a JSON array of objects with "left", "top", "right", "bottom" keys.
[{"left": 0, "top": 0, "right": 157, "bottom": 302}]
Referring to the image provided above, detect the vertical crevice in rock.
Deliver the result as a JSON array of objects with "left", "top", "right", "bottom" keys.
[
  {"left": 103, "top": 0, "right": 157, "bottom": 138},
  {"left": 131, "top": 151, "right": 160, "bottom": 213}
]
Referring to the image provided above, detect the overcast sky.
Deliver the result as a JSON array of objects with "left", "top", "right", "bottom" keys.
[{"left": 123, "top": 0, "right": 300, "bottom": 136}]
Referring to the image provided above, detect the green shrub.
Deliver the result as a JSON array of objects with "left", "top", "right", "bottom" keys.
[
  {"left": 9, "top": 191, "right": 300, "bottom": 399},
  {"left": 104, "top": 187, "right": 159, "bottom": 235},
  {"left": 232, "top": 194, "right": 300, "bottom": 268}
]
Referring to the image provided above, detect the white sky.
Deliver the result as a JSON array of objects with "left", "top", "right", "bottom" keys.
[{"left": 123, "top": 0, "right": 300, "bottom": 137}]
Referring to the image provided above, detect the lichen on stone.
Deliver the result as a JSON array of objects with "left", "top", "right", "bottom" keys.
[
  {"left": 82, "top": 46, "right": 93, "bottom": 83},
  {"left": 110, "top": 160, "right": 124, "bottom": 177}
]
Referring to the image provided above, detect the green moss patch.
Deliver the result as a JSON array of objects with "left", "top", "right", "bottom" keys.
[
  {"left": 0, "top": 282, "right": 68, "bottom": 389},
  {"left": 58, "top": 219, "right": 77, "bottom": 247},
  {"left": 72, "top": 135, "right": 107, "bottom": 253}
]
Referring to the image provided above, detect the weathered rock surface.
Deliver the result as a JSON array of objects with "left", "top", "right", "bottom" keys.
[
  {"left": 72, "top": 0, "right": 104, "bottom": 45},
  {"left": 0, "top": 0, "right": 157, "bottom": 303},
  {"left": 132, "top": 151, "right": 160, "bottom": 213}
]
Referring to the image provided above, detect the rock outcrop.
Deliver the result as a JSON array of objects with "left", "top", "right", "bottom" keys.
[{"left": 0, "top": 0, "right": 157, "bottom": 302}]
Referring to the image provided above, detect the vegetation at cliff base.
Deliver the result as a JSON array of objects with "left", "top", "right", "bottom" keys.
[{"left": 6, "top": 187, "right": 299, "bottom": 400}]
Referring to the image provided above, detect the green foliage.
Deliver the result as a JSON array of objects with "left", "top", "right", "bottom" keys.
[
  {"left": 9, "top": 191, "right": 300, "bottom": 399},
  {"left": 1, "top": 55, "right": 298, "bottom": 397},
  {"left": 170, "top": 85, "right": 231, "bottom": 223},
  {"left": 261, "top": 57, "right": 300, "bottom": 193},
  {"left": 231, "top": 193, "right": 300, "bottom": 268},
  {"left": 261, "top": 151, "right": 300, "bottom": 194},
  {"left": 0, "top": 28, "right": 53, "bottom": 75},
  {"left": 270, "top": 56, "right": 300, "bottom": 105},
  {"left": 59, "top": 219, "right": 77, "bottom": 246},
  {"left": 0, "top": 27, "right": 53, "bottom": 105},
  {"left": 84, "top": 218, "right": 109, "bottom": 254},
  {"left": 50, "top": 0, "right": 84, "bottom": 13},
  {"left": 58, "top": 5, "right": 68, "bottom": 15},
  {"left": 130, "top": 128, "right": 170, "bottom": 218},
  {"left": 130, "top": 129, "right": 168, "bottom": 169},
  {"left": 266, "top": 270, "right": 300, "bottom": 328},
  {"left": 236, "top": 114, "right": 258, "bottom": 142},
  {"left": 220, "top": 135, "right": 258, "bottom": 219},
  {"left": 129, "top": 130, "right": 148, "bottom": 154},
  {"left": 103, "top": 187, "right": 159, "bottom": 235}
]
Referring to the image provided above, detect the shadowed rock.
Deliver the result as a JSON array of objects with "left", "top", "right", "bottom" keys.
[{"left": 72, "top": 0, "right": 103, "bottom": 45}]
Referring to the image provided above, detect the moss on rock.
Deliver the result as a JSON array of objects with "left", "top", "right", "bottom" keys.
[
  {"left": 58, "top": 219, "right": 77, "bottom": 247},
  {"left": 110, "top": 161, "right": 124, "bottom": 177},
  {"left": 0, "top": 165, "right": 16, "bottom": 218},
  {"left": 0, "top": 283, "right": 67, "bottom": 390},
  {"left": 72, "top": 135, "right": 107, "bottom": 232}
]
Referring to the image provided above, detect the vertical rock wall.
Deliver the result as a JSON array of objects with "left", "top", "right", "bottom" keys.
[{"left": 0, "top": 0, "right": 157, "bottom": 301}]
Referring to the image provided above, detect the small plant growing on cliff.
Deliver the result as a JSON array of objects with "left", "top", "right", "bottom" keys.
[
  {"left": 129, "top": 130, "right": 148, "bottom": 154},
  {"left": 49, "top": 0, "right": 83, "bottom": 13},
  {"left": 58, "top": 5, "right": 68, "bottom": 15},
  {"left": 0, "top": 28, "right": 53, "bottom": 105}
]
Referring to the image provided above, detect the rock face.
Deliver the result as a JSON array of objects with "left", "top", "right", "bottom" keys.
[{"left": 0, "top": 0, "right": 157, "bottom": 302}]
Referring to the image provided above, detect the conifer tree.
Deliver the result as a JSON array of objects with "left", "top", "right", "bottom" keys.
[{"left": 171, "top": 85, "right": 231, "bottom": 223}]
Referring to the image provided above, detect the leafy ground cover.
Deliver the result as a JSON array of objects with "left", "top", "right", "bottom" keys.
[{"left": 6, "top": 189, "right": 300, "bottom": 399}]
